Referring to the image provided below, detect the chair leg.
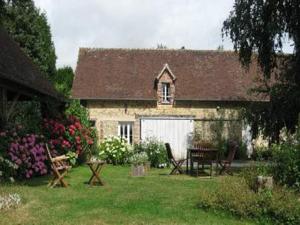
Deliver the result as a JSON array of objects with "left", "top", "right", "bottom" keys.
[
  {"left": 218, "top": 164, "right": 225, "bottom": 175},
  {"left": 48, "top": 175, "right": 56, "bottom": 187},
  {"left": 170, "top": 161, "right": 184, "bottom": 175},
  {"left": 170, "top": 167, "right": 177, "bottom": 175},
  {"left": 50, "top": 170, "right": 68, "bottom": 188}
]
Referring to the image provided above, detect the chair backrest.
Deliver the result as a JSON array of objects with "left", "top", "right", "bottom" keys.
[
  {"left": 45, "top": 144, "right": 53, "bottom": 162},
  {"left": 226, "top": 141, "right": 238, "bottom": 162},
  {"left": 165, "top": 143, "right": 175, "bottom": 161}
]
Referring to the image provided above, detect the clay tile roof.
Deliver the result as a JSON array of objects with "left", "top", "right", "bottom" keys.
[
  {"left": 0, "top": 28, "right": 63, "bottom": 100},
  {"left": 72, "top": 48, "right": 264, "bottom": 102}
]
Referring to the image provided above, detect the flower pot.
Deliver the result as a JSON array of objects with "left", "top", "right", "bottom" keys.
[
  {"left": 131, "top": 164, "right": 146, "bottom": 177},
  {"left": 145, "top": 161, "right": 151, "bottom": 172},
  {"left": 256, "top": 175, "right": 273, "bottom": 192}
]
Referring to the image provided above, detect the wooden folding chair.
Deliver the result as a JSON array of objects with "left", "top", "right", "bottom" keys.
[
  {"left": 218, "top": 141, "right": 238, "bottom": 175},
  {"left": 46, "top": 144, "right": 71, "bottom": 188},
  {"left": 165, "top": 143, "right": 185, "bottom": 175}
]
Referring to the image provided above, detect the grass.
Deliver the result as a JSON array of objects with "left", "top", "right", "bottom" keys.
[{"left": 0, "top": 165, "right": 256, "bottom": 225}]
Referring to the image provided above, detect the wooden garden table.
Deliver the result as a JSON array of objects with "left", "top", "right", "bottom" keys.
[
  {"left": 186, "top": 148, "right": 218, "bottom": 176},
  {"left": 86, "top": 160, "right": 105, "bottom": 186}
]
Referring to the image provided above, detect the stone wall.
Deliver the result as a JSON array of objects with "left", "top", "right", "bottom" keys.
[{"left": 87, "top": 100, "right": 243, "bottom": 143}]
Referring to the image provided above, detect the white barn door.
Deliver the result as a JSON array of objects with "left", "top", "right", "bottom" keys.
[{"left": 141, "top": 118, "right": 194, "bottom": 160}]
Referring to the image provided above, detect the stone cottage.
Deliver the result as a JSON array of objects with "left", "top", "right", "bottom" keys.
[{"left": 71, "top": 48, "right": 264, "bottom": 158}]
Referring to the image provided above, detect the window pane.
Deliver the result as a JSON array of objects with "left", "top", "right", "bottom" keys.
[
  {"left": 89, "top": 120, "right": 96, "bottom": 127},
  {"left": 129, "top": 124, "right": 133, "bottom": 144},
  {"left": 118, "top": 122, "right": 133, "bottom": 144},
  {"left": 162, "top": 83, "right": 170, "bottom": 102},
  {"left": 124, "top": 124, "right": 128, "bottom": 138}
]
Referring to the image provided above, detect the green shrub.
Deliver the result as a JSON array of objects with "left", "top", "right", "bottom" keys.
[
  {"left": 216, "top": 139, "right": 248, "bottom": 160},
  {"left": 239, "top": 163, "right": 272, "bottom": 190},
  {"left": 129, "top": 152, "right": 148, "bottom": 166},
  {"left": 198, "top": 176, "right": 300, "bottom": 224},
  {"left": 0, "top": 156, "right": 17, "bottom": 182},
  {"left": 235, "top": 141, "right": 248, "bottom": 160},
  {"left": 134, "top": 137, "right": 168, "bottom": 167},
  {"left": 65, "top": 100, "right": 91, "bottom": 128},
  {"left": 271, "top": 142, "right": 300, "bottom": 191},
  {"left": 252, "top": 146, "right": 273, "bottom": 161},
  {"left": 269, "top": 123, "right": 300, "bottom": 190},
  {"left": 98, "top": 136, "right": 132, "bottom": 165}
]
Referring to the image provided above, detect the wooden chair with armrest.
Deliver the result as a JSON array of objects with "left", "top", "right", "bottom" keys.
[
  {"left": 218, "top": 141, "right": 238, "bottom": 175},
  {"left": 46, "top": 144, "right": 71, "bottom": 188}
]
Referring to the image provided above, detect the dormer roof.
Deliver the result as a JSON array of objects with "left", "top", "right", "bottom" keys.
[{"left": 156, "top": 63, "right": 176, "bottom": 81}]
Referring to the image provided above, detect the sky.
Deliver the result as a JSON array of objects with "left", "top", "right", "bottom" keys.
[{"left": 33, "top": 0, "right": 237, "bottom": 69}]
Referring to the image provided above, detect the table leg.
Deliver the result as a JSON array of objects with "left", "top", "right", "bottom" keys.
[
  {"left": 186, "top": 150, "right": 189, "bottom": 174},
  {"left": 88, "top": 164, "right": 104, "bottom": 186},
  {"left": 190, "top": 154, "right": 193, "bottom": 176}
]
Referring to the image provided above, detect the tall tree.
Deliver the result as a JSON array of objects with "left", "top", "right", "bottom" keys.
[
  {"left": 0, "top": 0, "right": 5, "bottom": 24},
  {"left": 2, "top": 0, "right": 56, "bottom": 78},
  {"left": 52, "top": 66, "right": 74, "bottom": 97},
  {"left": 223, "top": 0, "right": 300, "bottom": 142}
]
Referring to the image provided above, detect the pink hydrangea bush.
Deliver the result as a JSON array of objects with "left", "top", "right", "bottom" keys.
[
  {"left": 0, "top": 115, "right": 96, "bottom": 180},
  {"left": 8, "top": 134, "right": 48, "bottom": 178},
  {"left": 43, "top": 115, "right": 96, "bottom": 159},
  {"left": 0, "top": 127, "right": 48, "bottom": 179}
]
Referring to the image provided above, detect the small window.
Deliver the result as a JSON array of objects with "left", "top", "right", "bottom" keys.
[
  {"left": 118, "top": 122, "right": 133, "bottom": 144},
  {"left": 89, "top": 120, "right": 96, "bottom": 127},
  {"left": 162, "top": 83, "right": 171, "bottom": 103}
]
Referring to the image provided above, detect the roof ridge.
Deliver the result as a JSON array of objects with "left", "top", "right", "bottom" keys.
[{"left": 78, "top": 47, "right": 237, "bottom": 54}]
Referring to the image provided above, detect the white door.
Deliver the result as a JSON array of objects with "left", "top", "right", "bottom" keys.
[{"left": 141, "top": 118, "right": 194, "bottom": 160}]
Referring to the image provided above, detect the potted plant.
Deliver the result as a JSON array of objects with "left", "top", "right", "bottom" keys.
[{"left": 129, "top": 152, "right": 149, "bottom": 177}]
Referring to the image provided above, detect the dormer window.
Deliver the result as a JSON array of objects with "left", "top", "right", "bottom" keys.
[
  {"left": 156, "top": 63, "right": 176, "bottom": 105},
  {"left": 162, "top": 82, "right": 171, "bottom": 103}
]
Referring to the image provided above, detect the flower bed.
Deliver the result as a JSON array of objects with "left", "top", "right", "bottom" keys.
[
  {"left": 0, "top": 115, "right": 96, "bottom": 180},
  {"left": 43, "top": 115, "right": 95, "bottom": 157},
  {"left": 98, "top": 136, "right": 132, "bottom": 165}
]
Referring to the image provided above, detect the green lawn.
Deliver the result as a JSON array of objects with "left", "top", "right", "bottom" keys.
[{"left": 0, "top": 165, "right": 256, "bottom": 225}]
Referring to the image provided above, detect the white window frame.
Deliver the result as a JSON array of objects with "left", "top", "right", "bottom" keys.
[
  {"left": 118, "top": 122, "right": 133, "bottom": 144},
  {"left": 162, "top": 82, "right": 171, "bottom": 103}
]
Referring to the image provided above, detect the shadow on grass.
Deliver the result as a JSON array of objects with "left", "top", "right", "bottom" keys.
[{"left": 21, "top": 175, "right": 51, "bottom": 187}]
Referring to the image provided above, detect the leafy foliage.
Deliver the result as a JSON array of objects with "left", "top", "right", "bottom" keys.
[
  {"left": 52, "top": 66, "right": 74, "bottom": 97},
  {"left": 9, "top": 100, "right": 42, "bottom": 134},
  {"left": 98, "top": 136, "right": 133, "bottom": 165},
  {"left": 43, "top": 115, "right": 96, "bottom": 160},
  {"left": 0, "top": 126, "right": 48, "bottom": 179},
  {"left": 198, "top": 176, "right": 300, "bottom": 225},
  {"left": 271, "top": 139, "right": 300, "bottom": 191},
  {"left": 0, "top": 0, "right": 5, "bottom": 24},
  {"left": 0, "top": 156, "right": 17, "bottom": 182},
  {"left": 0, "top": 115, "right": 96, "bottom": 180},
  {"left": 2, "top": 0, "right": 56, "bottom": 78},
  {"left": 65, "top": 100, "right": 91, "bottom": 128},
  {"left": 129, "top": 152, "right": 148, "bottom": 166},
  {"left": 223, "top": 0, "right": 300, "bottom": 141},
  {"left": 134, "top": 137, "right": 168, "bottom": 167}
]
